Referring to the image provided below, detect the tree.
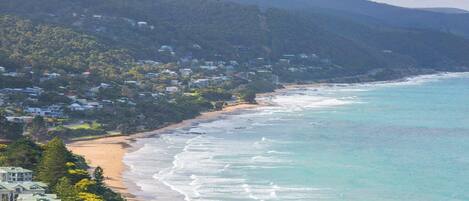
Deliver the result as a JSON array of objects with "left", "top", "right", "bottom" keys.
[
  {"left": 239, "top": 89, "right": 257, "bottom": 104},
  {"left": 1, "top": 138, "right": 42, "bottom": 170},
  {"left": 29, "top": 116, "right": 48, "bottom": 140},
  {"left": 37, "top": 137, "right": 71, "bottom": 187},
  {"left": 0, "top": 114, "right": 23, "bottom": 140},
  {"left": 55, "top": 177, "right": 81, "bottom": 201},
  {"left": 93, "top": 167, "right": 105, "bottom": 187}
]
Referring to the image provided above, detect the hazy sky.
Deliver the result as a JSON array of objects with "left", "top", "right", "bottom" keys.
[{"left": 372, "top": 0, "right": 469, "bottom": 10}]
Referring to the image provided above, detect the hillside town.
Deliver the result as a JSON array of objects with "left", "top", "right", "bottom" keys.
[{"left": 0, "top": 46, "right": 335, "bottom": 140}]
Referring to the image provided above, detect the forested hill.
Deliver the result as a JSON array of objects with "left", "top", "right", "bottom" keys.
[
  {"left": 229, "top": 0, "right": 469, "bottom": 39},
  {"left": 1, "top": 0, "right": 469, "bottom": 73},
  {"left": 0, "top": 15, "right": 133, "bottom": 80}
]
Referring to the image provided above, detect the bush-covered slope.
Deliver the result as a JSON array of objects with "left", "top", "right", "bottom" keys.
[
  {"left": 0, "top": 15, "right": 133, "bottom": 78},
  {"left": 1, "top": 0, "right": 469, "bottom": 74}
]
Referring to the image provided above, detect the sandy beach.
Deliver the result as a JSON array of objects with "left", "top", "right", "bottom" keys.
[{"left": 67, "top": 103, "right": 258, "bottom": 200}]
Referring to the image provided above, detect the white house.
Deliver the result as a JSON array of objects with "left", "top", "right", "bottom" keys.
[
  {"left": 158, "top": 45, "right": 174, "bottom": 52},
  {"left": 0, "top": 167, "right": 33, "bottom": 182},
  {"left": 26, "top": 105, "right": 64, "bottom": 118},
  {"left": 0, "top": 67, "right": 5, "bottom": 73},
  {"left": 165, "top": 86, "right": 179, "bottom": 94},
  {"left": 0, "top": 182, "right": 49, "bottom": 201},
  {"left": 137, "top": 21, "right": 148, "bottom": 27},
  {"left": 189, "top": 79, "right": 210, "bottom": 88},
  {"left": 17, "top": 193, "right": 60, "bottom": 201},
  {"left": 179, "top": 69, "right": 192, "bottom": 77}
]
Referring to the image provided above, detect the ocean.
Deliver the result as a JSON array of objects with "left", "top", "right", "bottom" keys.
[{"left": 123, "top": 73, "right": 469, "bottom": 201}]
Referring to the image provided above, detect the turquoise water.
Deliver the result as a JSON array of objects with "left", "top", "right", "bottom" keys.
[{"left": 124, "top": 73, "right": 469, "bottom": 201}]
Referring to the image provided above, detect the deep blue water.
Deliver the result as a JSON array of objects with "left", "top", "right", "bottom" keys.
[{"left": 124, "top": 73, "right": 469, "bottom": 201}]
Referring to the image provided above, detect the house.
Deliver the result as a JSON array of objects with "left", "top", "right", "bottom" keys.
[
  {"left": 161, "top": 70, "right": 178, "bottom": 77},
  {"left": 86, "top": 102, "right": 103, "bottom": 110},
  {"left": 0, "top": 67, "right": 5, "bottom": 73},
  {"left": 382, "top": 49, "right": 393, "bottom": 54},
  {"left": 158, "top": 45, "right": 174, "bottom": 52},
  {"left": 199, "top": 66, "right": 218, "bottom": 71},
  {"left": 0, "top": 182, "right": 49, "bottom": 201},
  {"left": 17, "top": 193, "right": 60, "bottom": 201},
  {"left": 68, "top": 103, "right": 85, "bottom": 111},
  {"left": 0, "top": 87, "right": 43, "bottom": 97},
  {"left": 124, "top": 81, "right": 138, "bottom": 85},
  {"left": 137, "top": 21, "right": 148, "bottom": 27},
  {"left": 0, "top": 167, "right": 33, "bottom": 182},
  {"left": 26, "top": 105, "right": 64, "bottom": 118},
  {"left": 145, "top": 73, "right": 159, "bottom": 79},
  {"left": 6, "top": 116, "right": 34, "bottom": 124},
  {"left": 192, "top": 44, "right": 202, "bottom": 49},
  {"left": 189, "top": 79, "right": 209, "bottom": 88},
  {"left": 138, "top": 60, "right": 160, "bottom": 66},
  {"left": 2, "top": 72, "right": 20, "bottom": 77},
  {"left": 0, "top": 167, "right": 58, "bottom": 201},
  {"left": 165, "top": 86, "right": 179, "bottom": 94},
  {"left": 279, "top": 59, "right": 290, "bottom": 65},
  {"left": 170, "top": 80, "right": 179, "bottom": 86},
  {"left": 92, "top": 14, "right": 102, "bottom": 19},
  {"left": 179, "top": 69, "right": 192, "bottom": 77}
]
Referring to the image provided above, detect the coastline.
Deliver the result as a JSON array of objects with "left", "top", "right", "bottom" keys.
[
  {"left": 66, "top": 71, "right": 469, "bottom": 200},
  {"left": 66, "top": 103, "right": 259, "bottom": 201}
]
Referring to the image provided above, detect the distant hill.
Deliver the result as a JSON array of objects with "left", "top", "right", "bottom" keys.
[
  {"left": 229, "top": 0, "right": 469, "bottom": 39},
  {"left": 417, "top": 8, "right": 469, "bottom": 14},
  {"left": 1, "top": 0, "right": 469, "bottom": 76}
]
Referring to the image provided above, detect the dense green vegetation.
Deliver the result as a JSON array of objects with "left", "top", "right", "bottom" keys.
[
  {"left": 0, "top": 113, "right": 23, "bottom": 140},
  {"left": 0, "top": 137, "right": 124, "bottom": 201},
  {"left": 0, "top": 15, "right": 133, "bottom": 80},
  {"left": 2, "top": 0, "right": 469, "bottom": 73}
]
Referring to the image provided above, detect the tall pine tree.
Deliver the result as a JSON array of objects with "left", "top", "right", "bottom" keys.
[
  {"left": 37, "top": 137, "right": 71, "bottom": 187},
  {"left": 93, "top": 166, "right": 104, "bottom": 187}
]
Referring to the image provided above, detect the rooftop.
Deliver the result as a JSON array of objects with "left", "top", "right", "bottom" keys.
[
  {"left": 17, "top": 193, "right": 60, "bottom": 201},
  {"left": 0, "top": 167, "right": 33, "bottom": 173}
]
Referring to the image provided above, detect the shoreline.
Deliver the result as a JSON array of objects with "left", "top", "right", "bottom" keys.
[
  {"left": 67, "top": 103, "right": 259, "bottom": 201},
  {"left": 66, "top": 71, "right": 469, "bottom": 200}
]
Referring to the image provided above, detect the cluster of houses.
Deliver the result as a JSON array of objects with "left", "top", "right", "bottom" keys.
[
  {"left": 0, "top": 47, "right": 330, "bottom": 124},
  {"left": 0, "top": 167, "right": 60, "bottom": 201}
]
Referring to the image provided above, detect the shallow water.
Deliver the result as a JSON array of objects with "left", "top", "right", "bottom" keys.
[{"left": 124, "top": 73, "right": 469, "bottom": 201}]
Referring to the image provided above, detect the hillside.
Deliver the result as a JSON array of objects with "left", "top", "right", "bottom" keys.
[
  {"left": 230, "top": 0, "right": 469, "bottom": 39},
  {"left": 0, "top": 15, "right": 133, "bottom": 80},
  {"left": 1, "top": 0, "right": 469, "bottom": 74}
]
